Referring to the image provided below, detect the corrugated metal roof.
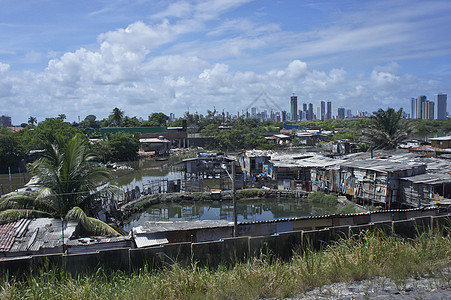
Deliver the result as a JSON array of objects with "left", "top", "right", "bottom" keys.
[
  {"left": 134, "top": 220, "right": 233, "bottom": 234},
  {"left": 340, "top": 159, "right": 425, "bottom": 173},
  {"left": 400, "top": 173, "right": 451, "bottom": 185},
  {"left": 9, "top": 218, "right": 77, "bottom": 254}
]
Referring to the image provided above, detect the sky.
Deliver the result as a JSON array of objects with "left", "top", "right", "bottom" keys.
[{"left": 0, "top": 0, "right": 450, "bottom": 124}]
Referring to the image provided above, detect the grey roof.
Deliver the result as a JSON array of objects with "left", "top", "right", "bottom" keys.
[
  {"left": 270, "top": 152, "right": 344, "bottom": 168},
  {"left": 9, "top": 218, "right": 77, "bottom": 253},
  {"left": 340, "top": 159, "right": 425, "bottom": 173},
  {"left": 134, "top": 232, "right": 168, "bottom": 248},
  {"left": 429, "top": 136, "right": 451, "bottom": 141},
  {"left": 133, "top": 220, "right": 233, "bottom": 235},
  {"left": 400, "top": 173, "right": 451, "bottom": 185}
]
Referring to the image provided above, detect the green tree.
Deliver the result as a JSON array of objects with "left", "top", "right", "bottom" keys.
[
  {"left": 145, "top": 112, "right": 169, "bottom": 127},
  {"left": 364, "top": 108, "right": 413, "bottom": 149},
  {"left": 28, "top": 116, "right": 37, "bottom": 126},
  {"left": 92, "top": 132, "right": 140, "bottom": 162},
  {"left": 18, "top": 118, "right": 82, "bottom": 150},
  {"left": 58, "top": 114, "right": 67, "bottom": 121},
  {"left": 0, "top": 134, "right": 120, "bottom": 235},
  {"left": 110, "top": 107, "right": 124, "bottom": 127},
  {"left": 0, "top": 128, "right": 26, "bottom": 172}
]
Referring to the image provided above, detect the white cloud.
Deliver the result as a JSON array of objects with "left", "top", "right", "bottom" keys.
[
  {"left": 370, "top": 70, "right": 400, "bottom": 88},
  {"left": 0, "top": 62, "right": 10, "bottom": 73}
]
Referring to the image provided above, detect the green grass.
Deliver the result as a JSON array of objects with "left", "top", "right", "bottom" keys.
[{"left": 1, "top": 230, "right": 450, "bottom": 299}]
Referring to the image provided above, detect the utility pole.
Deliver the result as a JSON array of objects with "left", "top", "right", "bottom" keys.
[{"left": 232, "top": 160, "right": 237, "bottom": 237}]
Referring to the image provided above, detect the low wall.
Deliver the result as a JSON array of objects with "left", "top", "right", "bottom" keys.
[{"left": 1, "top": 212, "right": 450, "bottom": 276}]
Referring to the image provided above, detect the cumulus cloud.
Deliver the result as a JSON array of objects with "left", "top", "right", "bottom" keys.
[
  {"left": 0, "top": 62, "right": 10, "bottom": 73},
  {"left": 1, "top": 0, "right": 450, "bottom": 123},
  {"left": 370, "top": 70, "right": 400, "bottom": 88}
]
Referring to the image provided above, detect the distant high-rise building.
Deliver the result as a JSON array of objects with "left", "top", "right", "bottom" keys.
[
  {"left": 290, "top": 94, "right": 298, "bottom": 121},
  {"left": 0, "top": 115, "right": 12, "bottom": 127},
  {"left": 422, "top": 100, "right": 434, "bottom": 120},
  {"left": 251, "top": 107, "right": 257, "bottom": 118},
  {"left": 316, "top": 107, "right": 321, "bottom": 120},
  {"left": 320, "top": 101, "right": 325, "bottom": 121},
  {"left": 410, "top": 97, "right": 416, "bottom": 119},
  {"left": 326, "top": 101, "right": 332, "bottom": 120},
  {"left": 270, "top": 110, "right": 275, "bottom": 122},
  {"left": 337, "top": 108, "right": 345, "bottom": 120},
  {"left": 435, "top": 93, "right": 447, "bottom": 120},
  {"left": 307, "top": 103, "right": 314, "bottom": 120},
  {"left": 302, "top": 103, "right": 307, "bottom": 112},
  {"left": 281, "top": 110, "right": 287, "bottom": 122},
  {"left": 346, "top": 109, "right": 352, "bottom": 118},
  {"left": 416, "top": 96, "right": 426, "bottom": 119}
]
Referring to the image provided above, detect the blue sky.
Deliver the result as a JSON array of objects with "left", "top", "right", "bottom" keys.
[{"left": 0, "top": 0, "right": 450, "bottom": 124}]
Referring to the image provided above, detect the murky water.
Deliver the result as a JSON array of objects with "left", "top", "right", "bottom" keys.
[
  {"left": 107, "top": 157, "right": 185, "bottom": 191},
  {"left": 123, "top": 198, "right": 337, "bottom": 232}
]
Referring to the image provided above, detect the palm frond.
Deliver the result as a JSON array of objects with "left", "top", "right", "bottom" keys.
[
  {"left": 0, "top": 209, "right": 52, "bottom": 224},
  {"left": 65, "top": 207, "right": 120, "bottom": 236}
]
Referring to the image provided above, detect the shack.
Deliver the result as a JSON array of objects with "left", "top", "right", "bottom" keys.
[
  {"left": 338, "top": 160, "right": 426, "bottom": 207},
  {"left": 139, "top": 137, "right": 171, "bottom": 156},
  {"left": 295, "top": 131, "right": 330, "bottom": 146},
  {"left": 180, "top": 153, "right": 244, "bottom": 191},
  {"left": 270, "top": 153, "right": 344, "bottom": 191},
  {"left": 399, "top": 173, "right": 451, "bottom": 207},
  {"left": 0, "top": 218, "right": 131, "bottom": 258},
  {"left": 429, "top": 136, "right": 451, "bottom": 149},
  {"left": 239, "top": 150, "right": 273, "bottom": 186}
]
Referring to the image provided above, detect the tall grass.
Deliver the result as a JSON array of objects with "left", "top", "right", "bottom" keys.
[{"left": 1, "top": 230, "right": 450, "bottom": 299}]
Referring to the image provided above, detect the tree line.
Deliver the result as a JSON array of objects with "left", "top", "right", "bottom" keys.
[{"left": 1, "top": 107, "right": 450, "bottom": 173}]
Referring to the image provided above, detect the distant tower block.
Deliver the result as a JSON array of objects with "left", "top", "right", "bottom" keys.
[{"left": 290, "top": 94, "right": 298, "bottom": 121}]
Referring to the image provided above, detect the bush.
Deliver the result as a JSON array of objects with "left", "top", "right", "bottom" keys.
[
  {"left": 192, "top": 192, "right": 210, "bottom": 201},
  {"left": 308, "top": 191, "right": 338, "bottom": 204},
  {"left": 236, "top": 189, "right": 263, "bottom": 199}
]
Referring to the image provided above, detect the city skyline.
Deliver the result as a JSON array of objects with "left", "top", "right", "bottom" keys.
[{"left": 1, "top": 0, "right": 450, "bottom": 124}]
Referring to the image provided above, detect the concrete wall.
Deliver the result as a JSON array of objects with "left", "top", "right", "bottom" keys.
[{"left": 1, "top": 211, "right": 450, "bottom": 277}]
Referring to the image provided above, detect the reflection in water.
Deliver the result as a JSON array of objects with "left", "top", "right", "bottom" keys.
[
  {"left": 123, "top": 198, "right": 336, "bottom": 232},
  {"left": 109, "top": 157, "right": 185, "bottom": 191}
]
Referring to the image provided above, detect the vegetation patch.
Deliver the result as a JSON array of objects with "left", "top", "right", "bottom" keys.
[
  {"left": 236, "top": 188, "right": 264, "bottom": 199},
  {"left": 335, "top": 204, "right": 356, "bottom": 214},
  {"left": 308, "top": 191, "right": 338, "bottom": 205},
  {"left": 1, "top": 230, "right": 450, "bottom": 299},
  {"left": 192, "top": 192, "right": 210, "bottom": 201}
]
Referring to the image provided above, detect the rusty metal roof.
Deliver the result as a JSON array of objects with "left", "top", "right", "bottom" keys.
[{"left": 0, "top": 219, "right": 30, "bottom": 253}]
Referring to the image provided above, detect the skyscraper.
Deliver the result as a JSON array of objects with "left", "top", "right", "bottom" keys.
[
  {"left": 326, "top": 101, "right": 332, "bottom": 120},
  {"left": 410, "top": 98, "right": 417, "bottom": 119},
  {"left": 422, "top": 100, "right": 434, "bottom": 120},
  {"left": 281, "top": 110, "right": 287, "bottom": 122},
  {"left": 435, "top": 94, "right": 447, "bottom": 120},
  {"left": 306, "top": 103, "right": 313, "bottom": 120},
  {"left": 416, "top": 96, "right": 426, "bottom": 119},
  {"left": 290, "top": 94, "right": 298, "bottom": 121},
  {"left": 337, "top": 108, "right": 345, "bottom": 120},
  {"left": 320, "top": 101, "right": 325, "bottom": 121}
]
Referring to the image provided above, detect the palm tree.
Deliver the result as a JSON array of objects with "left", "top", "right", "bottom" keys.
[
  {"left": 28, "top": 116, "right": 37, "bottom": 126},
  {"left": 365, "top": 108, "right": 413, "bottom": 150},
  {"left": 58, "top": 114, "right": 67, "bottom": 121},
  {"left": 111, "top": 107, "right": 124, "bottom": 127},
  {"left": 0, "top": 134, "right": 121, "bottom": 236}
]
